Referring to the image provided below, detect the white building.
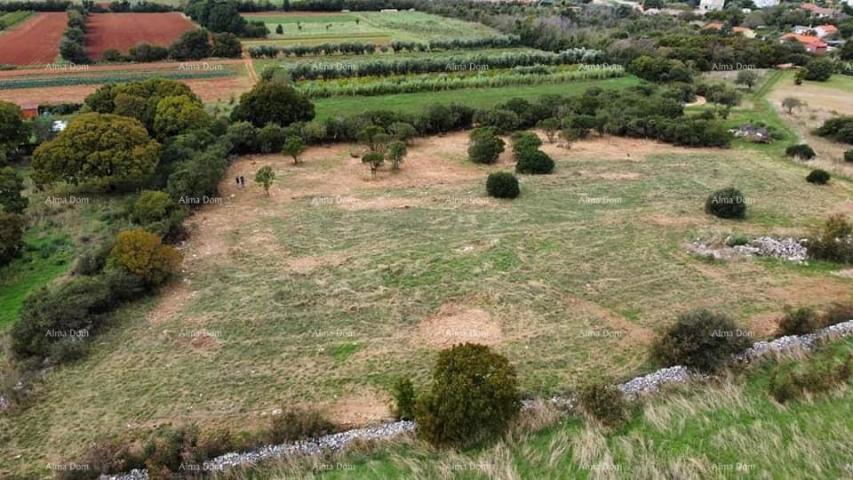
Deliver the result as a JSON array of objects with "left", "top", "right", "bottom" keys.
[
  {"left": 752, "top": 0, "right": 779, "bottom": 8},
  {"left": 699, "top": 0, "right": 725, "bottom": 13}
]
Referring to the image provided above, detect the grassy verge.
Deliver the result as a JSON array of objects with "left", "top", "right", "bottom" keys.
[
  {"left": 0, "top": 10, "right": 32, "bottom": 30},
  {"left": 313, "top": 76, "right": 640, "bottom": 118}
]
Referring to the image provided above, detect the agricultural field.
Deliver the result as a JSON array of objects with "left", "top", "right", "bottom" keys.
[
  {"left": 84, "top": 12, "right": 197, "bottom": 60},
  {"left": 0, "top": 12, "right": 65, "bottom": 65},
  {"left": 2, "top": 123, "right": 851, "bottom": 477},
  {"left": 0, "top": 10, "right": 31, "bottom": 30},
  {"left": 241, "top": 10, "right": 503, "bottom": 47},
  {"left": 0, "top": 59, "right": 252, "bottom": 105}
]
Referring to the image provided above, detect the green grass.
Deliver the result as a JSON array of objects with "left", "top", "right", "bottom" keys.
[
  {"left": 3, "top": 122, "right": 852, "bottom": 477},
  {"left": 240, "top": 337, "right": 853, "bottom": 479},
  {"left": 0, "top": 10, "right": 32, "bottom": 30},
  {"left": 0, "top": 230, "right": 73, "bottom": 329},
  {"left": 312, "top": 76, "right": 641, "bottom": 118},
  {"left": 241, "top": 11, "right": 503, "bottom": 47}
]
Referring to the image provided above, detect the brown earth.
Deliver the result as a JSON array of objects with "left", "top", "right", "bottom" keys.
[
  {"left": 85, "top": 13, "right": 197, "bottom": 60},
  {"left": 0, "top": 12, "right": 67, "bottom": 65}
]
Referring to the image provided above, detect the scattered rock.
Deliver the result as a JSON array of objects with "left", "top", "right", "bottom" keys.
[
  {"left": 618, "top": 366, "right": 693, "bottom": 397},
  {"left": 688, "top": 236, "right": 807, "bottom": 263}
]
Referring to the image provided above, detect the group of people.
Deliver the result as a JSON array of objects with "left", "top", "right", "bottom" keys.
[{"left": 235, "top": 176, "right": 246, "bottom": 188}]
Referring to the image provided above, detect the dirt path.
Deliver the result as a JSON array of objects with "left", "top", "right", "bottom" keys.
[{"left": 243, "top": 49, "right": 259, "bottom": 84}]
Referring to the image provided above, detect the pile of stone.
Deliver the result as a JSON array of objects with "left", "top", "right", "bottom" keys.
[
  {"left": 0, "top": 395, "right": 8, "bottom": 410},
  {"left": 688, "top": 236, "right": 807, "bottom": 263},
  {"left": 737, "top": 319, "right": 853, "bottom": 362}
]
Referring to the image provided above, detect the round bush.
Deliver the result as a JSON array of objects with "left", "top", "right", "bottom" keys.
[
  {"left": 516, "top": 149, "right": 555, "bottom": 174},
  {"left": 486, "top": 172, "right": 520, "bottom": 199},
  {"left": 845, "top": 150, "right": 853, "bottom": 163},
  {"left": 578, "top": 382, "right": 630, "bottom": 427},
  {"left": 108, "top": 229, "right": 182, "bottom": 287},
  {"left": 468, "top": 127, "right": 505, "bottom": 165},
  {"left": 415, "top": 343, "right": 521, "bottom": 447},
  {"left": 705, "top": 187, "right": 747, "bottom": 219},
  {"left": 776, "top": 307, "right": 820, "bottom": 337},
  {"left": 785, "top": 144, "right": 816, "bottom": 160},
  {"left": 652, "top": 309, "right": 752, "bottom": 372},
  {"left": 806, "top": 169, "right": 830, "bottom": 185}
]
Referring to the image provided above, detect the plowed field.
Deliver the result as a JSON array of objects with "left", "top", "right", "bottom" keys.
[
  {"left": 0, "top": 12, "right": 66, "bottom": 65},
  {"left": 85, "top": 12, "right": 196, "bottom": 60}
]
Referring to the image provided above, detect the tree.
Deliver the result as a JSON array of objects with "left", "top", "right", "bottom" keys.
[
  {"left": 0, "top": 167, "right": 27, "bottom": 214},
  {"left": 0, "top": 101, "right": 28, "bottom": 155},
  {"left": 0, "top": 211, "right": 24, "bottom": 266},
  {"left": 275, "top": 24, "right": 283, "bottom": 34},
  {"left": 32, "top": 113, "right": 160, "bottom": 188},
  {"left": 211, "top": 32, "right": 242, "bottom": 58},
  {"left": 231, "top": 80, "right": 315, "bottom": 128},
  {"left": 357, "top": 125, "right": 386, "bottom": 151},
  {"left": 415, "top": 344, "right": 521, "bottom": 447},
  {"left": 808, "top": 214, "right": 852, "bottom": 263},
  {"left": 781, "top": 97, "right": 804, "bottom": 114},
  {"left": 255, "top": 165, "right": 276, "bottom": 195},
  {"left": 362, "top": 151, "right": 384, "bottom": 178},
  {"left": 132, "top": 190, "right": 175, "bottom": 225},
  {"left": 152, "top": 95, "right": 212, "bottom": 141},
  {"left": 510, "top": 131, "right": 542, "bottom": 159},
  {"left": 386, "top": 140, "right": 407, "bottom": 171},
  {"left": 108, "top": 229, "right": 182, "bottom": 287},
  {"left": 486, "top": 172, "right": 520, "bottom": 199},
  {"left": 536, "top": 118, "right": 560, "bottom": 143},
  {"left": 802, "top": 58, "right": 834, "bottom": 82},
  {"left": 735, "top": 70, "right": 759, "bottom": 90},
  {"left": 652, "top": 309, "right": 751, "bottom": 372},
  {"left": 169, "top": 29, "right": 213, "bottom": 61},
  {"left": 282, "top": 136, "right": 305, "bottom": 164},
  {"left": 468, "top": 127, "right": 505, "bottom": 165},
  {"left": 559, "top": 127, "right": 580, "bottom": 149},
  {"left": 256, "top": 123, "right": 286, "bottom": 153}
]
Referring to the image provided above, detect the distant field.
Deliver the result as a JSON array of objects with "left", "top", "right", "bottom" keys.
[
  {"left": 242, "top": 10, "right": 503, "bottom": 47},
  {"left": 0, "top": 12, "right": 65, "bottom": 65},
  {"left": 84, "top": 12, "right": 197, "bottom": 60},
  {"left": 312, "top": 76, "right": 640, "bottom": 118}
]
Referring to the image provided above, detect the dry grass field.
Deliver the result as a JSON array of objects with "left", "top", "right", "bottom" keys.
[{"left": 2, "top": 128, "right": 852, "bottom": 478}]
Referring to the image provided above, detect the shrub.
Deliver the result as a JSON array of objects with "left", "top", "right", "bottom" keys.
[
  {"left": 415, "top": 343, "right": 521, "bottom": 447},
  {"left": 256, "top": 122, "right": 286, "bottom": 153},
  {"left": 776, "top": 307, "right": 821, "bottom": 337},
  {"left": 0, "top": 211, "right": 24, "bottom": 266},
  {"left": 802, "top": 58, "right": 835, "bottom": 82},
  {"left": 486, "top": 172, "right": 520, "bottom": 199},
  {"left": 651, "top": 309, "right": 751, "bottom": 372},
  {"left": 211, "top": 32, "right": 241, "bottom": 58},
  {"left": 474, "top": 108, "right": 520, "bottom": 134},
  {"left": 267, "top": 409, "right": 336, "bottom": 444},
  {"left": 230, "top": 79, "right": 315, "bottom": 128},
  {"left": 468, "top": 127, "right": 505, "bottom": 165},
  {"left": 132, "top": 190, "right": 175, "bottom": 225},
  {"left": 226, "top": 121, "right": 258, "bottom": 153},
  {"left": 845, "top": 150, "right": 853, "bottom": 162},
  {"left": 362, "top": 151, "right": 384, "bottom": 177},
  {"left": 169, "top": 28, "right": 212, "bottom": 60},
  {"left": 510, "top": 131, "right": 542, "bottom": 158},
  {"left": 815, "top": 116, "right": 853, "bottom": 144},
  {"left": 808, "top": 214, "right": 853, "bottom": 263},
  {"left": 705, "top": 187, "right": 747, "bottom": 219},
  {"left": 578, "top": 382, "right": 630, "bottom": 427},
  {"left": 768, "top": 354, "right": 852, "bottom": 403},
  {"left": 128, "top": 43, "right": 169, "bottom": 62},
  {"left": 806, "top": 169, "right": 830, "bottom": 185},
  {"left": 101, "top": 49, "right": 126, "bottom": 62},
  {"left": 108, "top": 229, "right": 182, "bottom": 287},
  {"left": 822, "top": 303, "right": 853, "bottom": 328},
  {"left": 391, "top": 377, "right": 416, "bottom": 420},
  {"left": 516, "top": 149, "right": 555, "bottom": 175},
  {"left": 785, "top": 144, "right": 816, "bottom": 160}
]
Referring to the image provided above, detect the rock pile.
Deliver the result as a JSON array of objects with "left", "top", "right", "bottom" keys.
[
  {"left": 618, "top": 366, "right": 692, "bottom": 397},
  {"left": 688, "top": 236, "right": 807, "bottom": 263},
  {"left": 737, "top": 319, "right": 853, "bottom": 362}
]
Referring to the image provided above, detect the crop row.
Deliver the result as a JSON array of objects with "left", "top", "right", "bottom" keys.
[
  {"left": 0, "top": 69, "right": 234, "bottom": 90},
  {"left": 249, "top": 35, "right": 521, "bottom": 58},
  {"left": 296, "top": 65, "right": 625, "bottom": 98},
  {"left": 286, "top": 48, "right": 605, "bottom": 80}
]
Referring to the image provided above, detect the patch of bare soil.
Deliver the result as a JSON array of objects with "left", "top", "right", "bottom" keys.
[
  {"left": 834, "top": 268, "right": 853, "bottom": 279},
  {"left": 561, "top": 295, "right": 653, "bottom": 346},
  {"left": 645, "top": 213, "right": 707, "bottom": 227},
  {"left": 766, "top": 277, "right": 853, "bottom": 306},
  {"left": 538, "top": 133, "right": 718, "bottom": 162},
  {"left": 415, "top": 304, "right": 504, "bottom": 349},
  {"left": 748, "top": 312, "right": 781, "bottom": 338},
  {"left": 324, "top": 389, "right": 393, "bottom": 428},
  {"left": 286, "top": 253, "right": 348, "bottom": 274},
  {"left": 147, "top": 281, "right": 191, "bottom": 324}
]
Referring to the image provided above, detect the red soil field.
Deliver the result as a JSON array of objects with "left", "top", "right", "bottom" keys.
[
  {"left": 85, "top": 13, "right": 196, "bottom": 60},
  {"left": 0, "top": 13, "right": 67, "bottom": 66}
]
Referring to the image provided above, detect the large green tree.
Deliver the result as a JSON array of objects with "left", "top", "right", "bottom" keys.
[
  {"left": 169, "top": 29, "right": 213, "bottom": 61},
  {"left": 0, "top": 101, "right": 28, "bottom": 160},
  {"left": 0, "top": 211, "right": 24, "bottom": 266},
  {"left": 85, "top": 79, "right": 201, "bottom": 130},
  {"left": 230, "top": 79, "right": 315, "bottom": 128},
  {"left": 153, "top": 95, "right": 212, "bottom": 140},
  {"left": 32, "top": 113, "right": 160, "bottom": 187}
]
